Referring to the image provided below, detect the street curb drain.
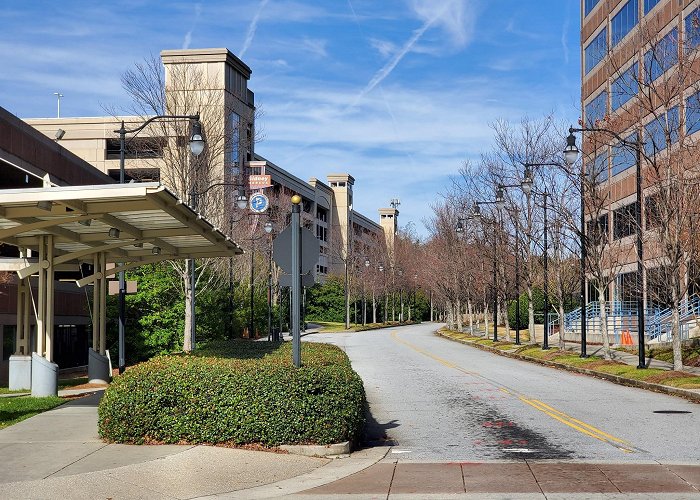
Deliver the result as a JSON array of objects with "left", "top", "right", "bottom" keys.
[{"left": 436, "top": 330, "right": 700, "bottom": 404}]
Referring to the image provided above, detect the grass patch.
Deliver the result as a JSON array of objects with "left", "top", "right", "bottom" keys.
[
  {"left": 58, "top": 377, "right": 89, "bottom": 390},
  {"left": 0, "top": 396, "right": 65, "bottom": 430},
  {"left": 440, "top": 327, "right": 700, "bottom": 390},
  {"left": 314, "top": 321, "right": 348, "bottom": 333},
  {"left": 0, "top": 388, "right": 27, "bottom": 395}
]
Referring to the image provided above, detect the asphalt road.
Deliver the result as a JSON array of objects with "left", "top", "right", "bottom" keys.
[{"left": 307, "top": 322, "right": 700, "bottom": 463}]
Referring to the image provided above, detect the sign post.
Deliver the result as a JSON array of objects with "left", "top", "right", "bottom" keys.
[{"left": 290, "top": 195, "right": 302, "bottom": 368}]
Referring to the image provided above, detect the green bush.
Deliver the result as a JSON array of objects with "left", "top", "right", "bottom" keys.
[{"left": 97, "top": 341, "right": 366, "bottom": 447}]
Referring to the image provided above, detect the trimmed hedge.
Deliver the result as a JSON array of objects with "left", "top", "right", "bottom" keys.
[{"left": 98, "top": 341, "right": 366, "bottom": 446}]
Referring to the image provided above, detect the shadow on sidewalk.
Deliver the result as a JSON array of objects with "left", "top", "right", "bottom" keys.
[{"left": 361, "top": 404, "right": 400, "bottom": 448}]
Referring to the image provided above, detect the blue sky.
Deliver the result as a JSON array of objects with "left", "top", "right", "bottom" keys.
[{"left": 0, "top": 0, "right": 580, "bottom": 236}]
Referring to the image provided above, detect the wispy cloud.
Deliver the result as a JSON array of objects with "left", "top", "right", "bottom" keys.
[
  {"left": 240, "top": 0, "right": 271, "bottom": 59},
  {"left": 561, "top": 4, "right": 570, "bottom": 64},
  {"left": 182, "top": 3, "right": 202, "bottom": 50},
  {"left": 300, "top": 37, "right": 328, "bottom": 58},
  {"left": 351, "top": 0, "right": 476, "bottom": 108}
]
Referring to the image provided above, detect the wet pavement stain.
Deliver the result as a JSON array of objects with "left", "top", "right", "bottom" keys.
[{"left": 448, "top": 395, "right": 575, "bottom": 460}]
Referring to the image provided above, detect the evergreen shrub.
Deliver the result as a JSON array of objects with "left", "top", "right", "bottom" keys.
[{"left": 98, "top": 341, "right": 366, "bottom": 446}]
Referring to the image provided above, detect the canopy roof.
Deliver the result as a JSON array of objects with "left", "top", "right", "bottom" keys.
[{"left": 0, "top": 183, "right": 242, "bottom": 276}]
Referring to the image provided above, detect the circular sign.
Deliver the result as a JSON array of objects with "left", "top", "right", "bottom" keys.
[{"left": 249, "top": 193, "right": 269, "bottom": 213}]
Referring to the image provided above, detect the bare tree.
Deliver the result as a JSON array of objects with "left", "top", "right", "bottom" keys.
[{"left": 116, "top": 54, "right": 258, "bottom": 350}]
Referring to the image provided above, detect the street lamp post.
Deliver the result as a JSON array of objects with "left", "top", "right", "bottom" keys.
[
  {"left": 463, "top": 194, "right": 501, "bottom": 342},
  {"left": 565, "top": 127, "right": 645, "bottom": 366},
  {"left": 115, "top": 114, "right": 204, "bottom": 371}
]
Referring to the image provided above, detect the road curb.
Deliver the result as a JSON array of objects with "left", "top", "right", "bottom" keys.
[
  {"left": 436, "top": 330, "right": 700, "bottom": 403},
  {"left": 280, "top": 441, "right": 351, "bottom": 457}
]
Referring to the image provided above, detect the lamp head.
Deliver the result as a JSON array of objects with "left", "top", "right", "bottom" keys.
[
  {"left": 108, "top": 227, "right": 120, "bottom": 238},
  {"left": 564, "top": 130, "right": 580, "bottom": 167},
  {"left": 291, "top": 194, "right": 302, "bottom": 205},
  {"left": 189, "top": 120, "right": 205, "bottom": 156},
  {"left": 236, "top": 188, "right": 248, "bottom": 209},
  {"left": 264, "top": 221, "right": 273, "bottom": 234},
  {"left": 455, "top": 217, "right": 465, "bottom": 233},
  {"left": 152, "top": 246, "right": 162, "bottom": 255},
  {"left": 521, "top": 166, "right": 533, "bottom": 196},
  {"left": 495, "top": 187, "right": 506, "bottom": 210},
  {"left": 365, "top": 258, "right": 370, "bottom": 268},
  {"left": 378, "top": 264, "right": 384, "bottom": 272},
  {"left": 472, "top": 203, "right": 482, "bottom": 218}
]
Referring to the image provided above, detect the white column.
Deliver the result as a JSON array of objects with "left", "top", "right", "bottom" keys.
[
  {"left": 45, "top": 236, "right": 55, "bottom": 362},
  {"left": 99, "top": 254, "right": 107, "bottom": 355},
  {"left": 92, "top": 254, "right": 100, "bottom": 352},
  {"left": 36, "top": 236, "right": 46, "bottom": 357}
]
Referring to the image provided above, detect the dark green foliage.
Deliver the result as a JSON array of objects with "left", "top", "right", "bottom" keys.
[
  {"left": 98, "top": 341, "right": 366, "bottom": 446},
  {"left": 508, "top": 287, "right": 544, "bottom": 326},
  {"left": 106, "top": 263, "right": 185, "bottom": 363},
  {"left": 305, "top": 276, "right": 346, "bottom": 323}
]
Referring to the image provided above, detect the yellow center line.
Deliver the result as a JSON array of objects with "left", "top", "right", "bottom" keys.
[{"left": 391, "top": 330, "right": 637, "bottom": 453}]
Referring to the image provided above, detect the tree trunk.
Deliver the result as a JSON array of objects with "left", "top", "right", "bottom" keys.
[
  {"left": 598, "top": 288, "right": 611, "bottom": 360},
  {"left": 183, "top": 267, "right": 193, "bottom": 352},
  {"left": 527, "top": 285, "right": 536, "bottom": 344},
  {"left": 467, "top": 297, "right": 474, "bottom": 334},
  {"left": 502, "top": 297, "right": 511, "bottom": 342},
  {"left": 671, "top": 284, "right": 684, "bottom": 371},
  {"left": 558, "top": 303, "right": 566, "bottom": 350},
  {"left": 456, "top": 298, "right": 463, "bottom": 332},
  {"left": 372, "top": 291, "right": 377, "bottom": 324},
  {"left": 484, "top": 300, "right": 489, "bottom": 337}
]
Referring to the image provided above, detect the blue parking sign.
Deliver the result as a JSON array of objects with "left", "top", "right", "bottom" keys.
[{"left": 250, "top": 193, "right": 269, "bottom": 213}]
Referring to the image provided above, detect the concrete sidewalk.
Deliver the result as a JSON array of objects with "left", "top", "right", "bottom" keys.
[{"left": 0, "top": 390, "right": 386, "bottom": 499}]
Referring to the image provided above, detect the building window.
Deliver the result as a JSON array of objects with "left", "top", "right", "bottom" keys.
[
  {"left": 585, "top": 27, "right": 608, "bottom": 74},
  {"left": 230, "top": 112, "right": 240, "bottom": 168},
  {"left": 106, "top": 137, "right": 166, "bottom": 160},
  {"left": 585, "top": 0, "right": 601, "bottom": 16},
  {"left": 612, "top": 0, "right": 638, "bottom": 47},
  {"left": 2, "top": 326, "right": 16, "bottom": 360},
  {"left": 611, "top": 134, "right": 637, "bottom": 177},
  {"left": 644, "top": 28, "right": 678, "bottom": 83},
  {"left": 588, "top": 151, "right": 609, "bottom": 183},
  {"left": 686, "top": 91, "right": 700, "bottom": 135},
  {"left": 644, "top": 106, "right": 679, "bottom": 156},
  {"left": 613, "top": 202, "right": 638, "bottom": 240},
  {"left": 585, "top": 90, "right": 608, "bottom": 126},
  {"left": 587, "top": 213, "right": 609, "bottom": 243},
  {"left": 686, "top": 8, "right": 700, "bottom": 53},
  {"left": 611, "top": 62, "right": 638, "bottom": 110},
  {"left": 316, "top": 206, "right": 328, "bottom": 222},
  {"left": 316, "top": 225, "right": 328, "bottom": 242},
  {"left": 645, "top": 194, "right": 661, "bottom": 229},
  {"left": 644, "top": 0, "right": 660, "bottom": 15}
]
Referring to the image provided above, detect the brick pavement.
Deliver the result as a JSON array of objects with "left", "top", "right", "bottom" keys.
[{"left": 301, "top": 461, "right": 700, "bottom": 496}]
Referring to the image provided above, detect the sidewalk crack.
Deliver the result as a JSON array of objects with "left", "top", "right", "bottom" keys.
[
  {"left": 386, "top": 460, "right": 397, "bottom": 500},
  {"left": 43, "top": 443, "right": 108, "bottom": 479}
]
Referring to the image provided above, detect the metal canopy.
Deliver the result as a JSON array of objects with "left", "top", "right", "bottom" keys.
[{"left": 0, "top": 183, "right": 243, "bottom": 277}]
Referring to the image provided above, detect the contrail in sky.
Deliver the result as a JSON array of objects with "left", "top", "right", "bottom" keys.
[
  {"left": 349, "top": 2, "right": 449, "bottom": 109},
  {"left": 240, "top": 0, "right": 270, "bottom": 59}
]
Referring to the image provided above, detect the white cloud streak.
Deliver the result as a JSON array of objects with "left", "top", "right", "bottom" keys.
[
  {"left": 240, "top": 0, "right": 270, "bottom": 59},
  {"left": 182, "top": 3, "right": 202, "bottom": 50}
]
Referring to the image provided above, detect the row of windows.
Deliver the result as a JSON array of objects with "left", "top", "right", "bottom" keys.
[
  {"left": 611, "top": 0, "right": 638, "bottom": 48},
  {"left": 586, "top": 0, "right": 660, "bottom": 19},
  {"left": 586, "top": 197, "right": 660, "bottom": 243},
  {"left": 586, "top": 90, "right": 700, "bottom": 183},
  {"left": 585, "top": 4, "right": 700, "bottom": 76}
]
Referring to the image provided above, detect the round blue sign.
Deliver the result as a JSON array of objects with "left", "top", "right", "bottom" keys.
[{"left": 249, "top": 193, "right": 269, "bottom": 213}]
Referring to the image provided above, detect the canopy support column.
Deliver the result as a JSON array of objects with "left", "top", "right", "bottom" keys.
[{"left": 88, "top": 252, "right": 110, "bottom": 383}]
